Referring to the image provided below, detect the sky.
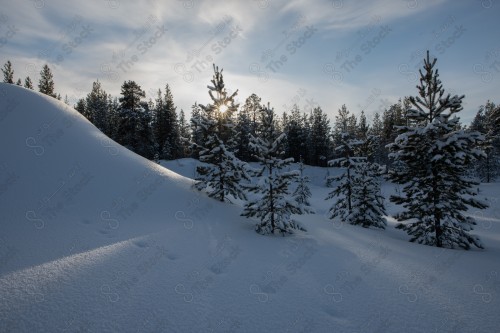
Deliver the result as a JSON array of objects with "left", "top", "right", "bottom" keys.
[{"left": 1, "top": 0, "right": 499, "bottom": 124}]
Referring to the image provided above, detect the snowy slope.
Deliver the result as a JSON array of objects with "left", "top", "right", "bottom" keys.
[{"left": 1, "top": 83, "right": 499, "bottom": 332}]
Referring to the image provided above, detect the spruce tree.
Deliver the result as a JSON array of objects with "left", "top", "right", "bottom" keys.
[
  {"left": 242, "top": 103, "right": 305, "bottom": 235},
  {"left": 388, "top": 51, "right": 487, "bottom": 250},
  {"left": 38, "top": 64, "right": 57, "bottom": 98},
  {"left": 153, "top": 85, "right": 181, "bottom": 160},
  {"left": 85, "top": 80, "right": 109, "bottom": 133},
  {"left": 1, "top": 60, "right": 14, "bottom": 84},
  {"left": 309, "top": 107, "right": 331, "bottom": 166},
  {"left": 24, "top": 76, "right": 34, "bottom": 90},
  {"left": 15, "top": 78, "right": 22, "bottom": 86},
  {"left": 189, "top": 102, "right": 203, "bottom": 158},
  {"left": 195, "top": 64, "right": 249, "bottom": 202},
  {"left": 293, "top": 158, "right": 314, "bottom": 214},
  {"left": 325, "top": 133, "right": 364, "bottom": 222},
  {"left": 470, "top": 101, "right": 500, "bottom": 182},
  {"left": 116, "top": 80, "right": 154, "bottom": 159},
  {"left": 178, "top": 109, "right": 191, "bottom": 158},
  {"left": 349, "top": 161, "right": 386, "bottom": 228}
]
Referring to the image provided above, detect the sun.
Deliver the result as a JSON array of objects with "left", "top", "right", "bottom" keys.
[{"left": 218, "top": 103, "right": 229, "bottom": 113}]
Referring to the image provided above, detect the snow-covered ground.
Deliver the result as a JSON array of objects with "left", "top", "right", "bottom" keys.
[{"left": 1, "top": 83, "right": 499, "bottom": 332}]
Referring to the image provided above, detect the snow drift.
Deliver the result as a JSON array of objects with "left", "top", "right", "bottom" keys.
[{"left": 1, "top": 83, "right": 499, "bottom": 332}]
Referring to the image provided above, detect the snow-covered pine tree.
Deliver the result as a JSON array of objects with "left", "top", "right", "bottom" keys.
[
  {"left": 293, "top": 158, "right": 315, "bottom": 214},
  {"left": 38, "top": 64, "right": 57, "bottom": 98},
  {"left": 195, "top": 64, "right": 249, "bottom": 202},
  {"left": 1, "top": 60, "right": 14, "bottom": 83},
  {"left": 388, "top": 51, "right": 487, "bottom": 250},
  {"left": 24, "top": 76, "right": 34, "bottom": 90},
  {"left": 242, "top": 103, "right": 305, "bottom": 235},
  {"left": 15, "top": 78, "right": 21, "bottom": 86},
  {"left": 349, "top": 161, "right": 386, "bottom": 228},
  {"left": 325, "top": 132, "right": 364, "bottom": 222}
]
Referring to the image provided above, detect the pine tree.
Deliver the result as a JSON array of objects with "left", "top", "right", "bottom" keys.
[
  {"left": 85, "top": 80, "right": 109, "bottom": 133},
  {"left": 284, "top": 105, "right": 306, "bottom": 163},
  {"left": 325, "top": 133, "right": 364, "bottom": 222},
  {"left": 75, "top": 98, "right": 86, "bottom": 116},
  {"left": 470, "top": 101, "right": 500, "bottom": 182},
  {"left": 1, "top": 60, "right": 14, "bottom": 84},
  {"left": 189, "top": 102, "right": 203, "bottom": 158},
  {"left": 24, "top": 76, "right": 34, "bottom": 90},
  {"left": 242, "top": 103, "right": 305, "bottom": 235},
  {"left": 178, "top": 109, "right": 191, "bottom": 158},
  {"left": 116, "top": 80, "right": 154, "bottom": 159},
  {"left": 349, "top": 161, "right": 386, "bottom": 228},
  {"left": 309, "top": 106, "right": 331, "bottom": 166},
  {"left": 195, "top": 64, "right": 249, "bottom": 202},
  {"left": 369, "top": 112, "right": 385, "bottom": 165},
  {"left": 235, "top": 102, "right": 253, "bottom": 161},
  {"left": 15, "top": 78, "right": 22, "bottom": 86},
  {"left": 388, "top": 51, "right": 487, "bottom": 250},
  {"left": 293, "top": 158, "right": 314, "bottom": 214},
  {"left": 38, "top": 64, "right": 57, "bottom": 98},
  {"left": 153, "top": 85, "right": 181, "bottom": 160}
]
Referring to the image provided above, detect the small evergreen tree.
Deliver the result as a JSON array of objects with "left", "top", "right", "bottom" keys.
[
  {"left": 349, "top": 162, "right": 386, "bottom": 228},
  {"left": 293, "top": 158, "right": 314, "bottom": 214},
  {"left": 388, "top": 51, "right": 487, "bottom": 250},
  {"left": 242, "top": 103, "right": 305, "bottom": 235},
  {"left": 1, "top": 60, "right": 14, "bottom": 83},
  {"left": 325, "top": 133, "right": 364, "bottom": 222},
  {"left": 15, "top": 78, "right": 22, "bottom": 86},
  {"left": 38, "top": 64, "right": 57, "bottom": 98},
  {"left": 24, "top": 76, "right": 34, "bottom": 90}
]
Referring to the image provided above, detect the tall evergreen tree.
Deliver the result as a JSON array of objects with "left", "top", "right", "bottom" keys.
[
  {"left": 178, "top": 109, "right": 191, "bottom": 158},
  {"left": 190, "top": 102, "right": 203, "bottom": 158},
  {"left": 1, "top": 60, "right": 14, "bottom": 84},
  {"left": 38, "top": 64, "right": 57, "bottom": 98},
  {"left": 153, "top": 85, "right": 181, "bottom": 160},
  {"left": 369, "top": 112, "right": 385, "bottom": 165},
  {"left": 388, "top": 51, "right": 487, "bottom": 250},
  {"left": 195, "top": 64, "right": 249, "bottom": 202},
  {"left": 116, "top": 80, "right": 154, "bottom": 159},
  {"left": 309, "top": 106, "right": 331, "bottom": 166},
  {"left": 24, "top": 76, "right": 34, "bottom": 90},
  {"left": 242, "top": 103, "right": 305, "bottom": 235},
  {"left": 470, "top": 101, "right": 500, "bottom": 183},
  {"left": 85, "top": 80, "right": 109, "bottom": 133},
  {"left": 235, "top": 102, "right": 253, "bottom": 161},
  {"left": 284, "top": 105, "right": 306, "bottom": 163}
]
